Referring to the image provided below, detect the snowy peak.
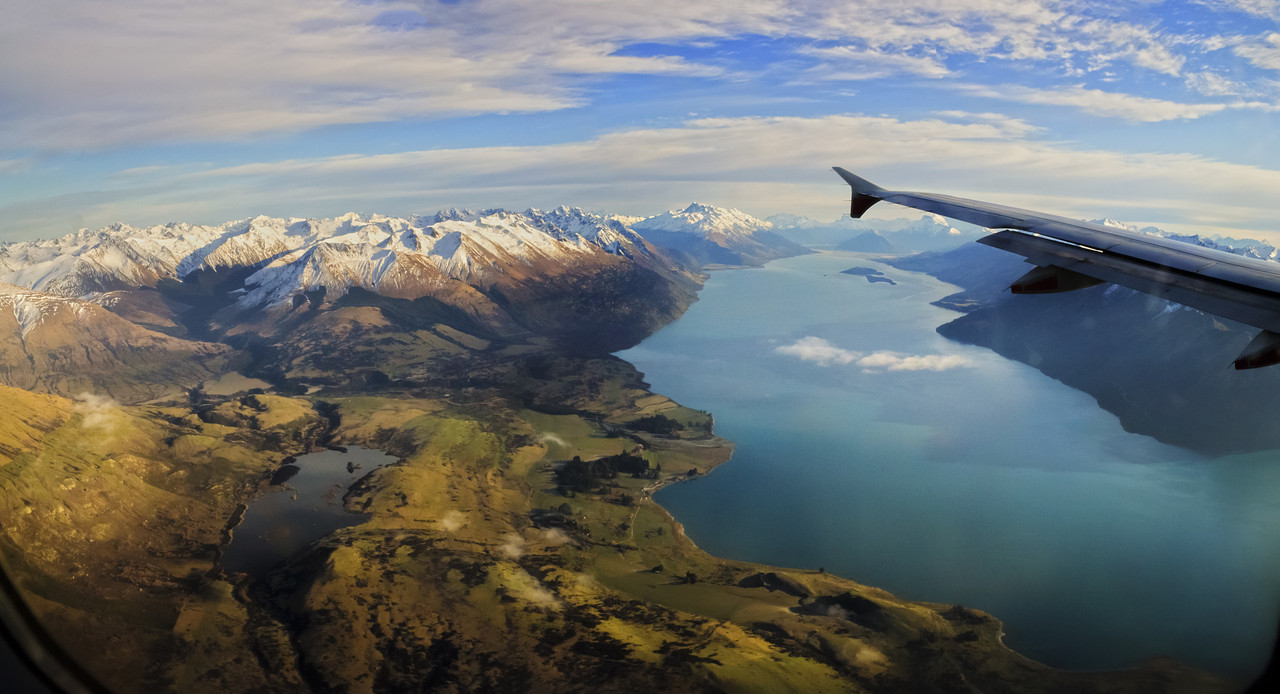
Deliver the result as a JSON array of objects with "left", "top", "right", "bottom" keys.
[
  {"left": 634, "top": 203, "right": 773, "bottom": 239},
  {"left": 907, "top": 213, "right": 963, "bottom": 237},
  {"left": 161, "top": 207, "right": 661, "bottom": 310},
  {"left": 1096, "top": 217, "right": 1133, "bottom": 230},
  {"left": 522, "top": 206, "right": 647, "bottom": 255},
  {"left": 1083, "top": 218, "right": 1280, "bottom": 262},
  {"left": 627, "top": 204, "right": 807, "bottom": 267},
  {"left": 430, "top": 208, "right": 504, "bottom": 224},
  {"left": 0, "top": 282, "right": 92, "bottom": 338}
]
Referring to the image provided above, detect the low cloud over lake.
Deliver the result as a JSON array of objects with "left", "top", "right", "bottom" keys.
[{"left": 775, "top": 336, "right": 974, "bottom": 372}]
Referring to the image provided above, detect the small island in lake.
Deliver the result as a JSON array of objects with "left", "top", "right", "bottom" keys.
[{"left": 842, "top": 266, "right": 897, "bottom": 285}]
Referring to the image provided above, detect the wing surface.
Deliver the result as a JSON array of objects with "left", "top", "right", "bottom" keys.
[{"left": 833, "top": 167, "right": 1280, "bottom": 369}]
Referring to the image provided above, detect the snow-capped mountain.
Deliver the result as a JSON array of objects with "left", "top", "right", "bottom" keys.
[
  {"left": 1089, "top": 218, "right": 1280, "bottom": 262},
  {"left": 0, "top": 207, "right": 667, "bottom": 312},
  {"left": 632, "top": 203, "right": 808, "bottom": 266},
  {"left": 769, "top": 213, "right": 979, "bottom": 251},
  {"left": 635, "top": 203, "right": 774, "bottom": 239},
  {"left": 231, "top": 208, "right": 673, "bottom": 313},
  {"left": 0, "top": 201, "right": 812, "bottom": 394}
]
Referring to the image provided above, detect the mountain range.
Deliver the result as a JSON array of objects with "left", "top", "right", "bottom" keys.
[
  {"left": 632, "top": 203, "right": 810, "bottom": 266},
  {"left": 0, "top": 203, "right": 800, "bottom": 401}
]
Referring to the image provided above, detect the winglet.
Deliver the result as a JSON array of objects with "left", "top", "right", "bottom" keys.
[{"left": 832, "top": 167, "right": 886, "bottom": 218}]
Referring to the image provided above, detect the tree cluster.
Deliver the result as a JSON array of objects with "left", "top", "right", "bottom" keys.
[
  {"left": 557, "top": 451, "right": 654, "bottom": 492},
  {"left": 628, "top": 414, "right": 685, "bottom": 436}
]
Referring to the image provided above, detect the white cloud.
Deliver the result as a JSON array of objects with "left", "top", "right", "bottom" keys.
[
  {"left": 951, "top": 83, "right": 1231, "bottom": 122},
  {"left": 1235, "top": 33, "right": 1280, "bottom": 72},
  {"left": 1185, "top": 71, "right": 1257, "bottom": 98},
  {"left": 800, "top": 45, "right": 951, "bottom": 80},
  {"left": 73, "top": 393, "right": 121, "bottom": 433},
  {"left": 801, "top": 1, "right": 1188, "bottom": 77},
  {"left": 540, "top": 528, "right": 572, "bottom": 546},
  {"left": 506, "top": 568, "right": 560, "bottom": 607},
  {"left": 774, "top": 338, "right": 975, "bottom": 372},
  {"left": 9, "top": 110, "right": 1280, "bottom": 243},
  {"left": 537, "top": 432, "right": 570, "bottom": 449},
  {"left": 930, "top": 111, "right": 1042, "bottom": 137},
  {"left": 0, "top": 0, "right": 1254, "bottom": 152},
  {"left": 1195, "top": 0, "right": 1280, "bottom": 19},
  {"left": 855, "top": 352, "right": 975, "bottom": 372},
  {"left": 498, "top": 532, "right": 525, "bottom": 559},
  {"left": 776, "top": 336, "right": 860, "bottom": 366},
  {"left": 0, "top": 0, "right": 734, "bottom": 151},
  {"left": 440, "top": 510, "right": 466, "bottom": 533}
]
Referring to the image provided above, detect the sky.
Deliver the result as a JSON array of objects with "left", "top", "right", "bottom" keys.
[{"left": 5, "top": 0, "right": 1280, "bottom": 243}]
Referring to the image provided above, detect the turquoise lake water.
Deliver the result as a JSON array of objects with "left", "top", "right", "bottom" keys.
[{"left": 618, "top": 251, "right": 1280, "bottom": 680}]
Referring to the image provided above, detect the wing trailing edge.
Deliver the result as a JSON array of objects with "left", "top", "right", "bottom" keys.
[{"left": 833, "top": 168, "right": 1280, "bottom": 369}]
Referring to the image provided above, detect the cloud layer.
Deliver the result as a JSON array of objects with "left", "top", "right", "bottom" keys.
[
  {"left": 4, "top": 0, "right": 1275, "bottom": 151},
  {"left": 4, "top": 2, "right": 1280, "bottom": 242},
  {"left": 9, "top": 110, "right": 1280, "bottom": 242}
]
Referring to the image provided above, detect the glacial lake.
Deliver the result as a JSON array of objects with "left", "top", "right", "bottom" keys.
[
  {"left": 618, "top": 251, "right": 1280, "bottom": 681},
  {"left": 220, "top": 445, "right": 397, "bottom": 575}
]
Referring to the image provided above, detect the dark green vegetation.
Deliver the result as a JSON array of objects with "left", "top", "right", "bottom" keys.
[
  {"left": 0, "top": 239, "right": 1236, "bottom": 693},
  {"left": 889, "top": 244, "right": 1280, "bottom": 454},
  {"left": 557, "top": 451, "right": 655, "bottom": 492}
]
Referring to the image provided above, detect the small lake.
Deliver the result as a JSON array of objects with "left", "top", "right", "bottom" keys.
[
  {"left": 619, "top": 251, "right": 1280, "bottom": 681},
  {"left": 220, "top": 445, "right": 397, "bottom": 575}
]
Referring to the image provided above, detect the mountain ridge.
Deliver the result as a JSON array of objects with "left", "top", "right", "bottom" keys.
[
  {"left": 0, "top": 202, "right": 806, "bottom": 398},
  {"left": 1, "top": 203, "right": 790, "bottom": 308}
]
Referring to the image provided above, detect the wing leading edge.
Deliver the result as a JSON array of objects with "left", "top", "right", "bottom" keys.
[{"left": 832, "top": 167, "right": 1280, "bottom": 369}]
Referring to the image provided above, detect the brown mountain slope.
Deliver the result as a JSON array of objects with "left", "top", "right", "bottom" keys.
[{"left": 0, "top": 283, "right": 231, "bottom": 402}]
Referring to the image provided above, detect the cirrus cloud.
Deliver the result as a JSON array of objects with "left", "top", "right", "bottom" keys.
[{"left": 0, "top": 0, "right": 1259, "bottom": 152}]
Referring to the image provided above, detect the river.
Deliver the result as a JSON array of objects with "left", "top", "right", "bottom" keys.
[{"left": 618, "top": 251, "right": 1280, "bottom": 680}]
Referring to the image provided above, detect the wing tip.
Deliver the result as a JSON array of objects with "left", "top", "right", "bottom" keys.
[{"left": 832, "top": 167, "right": 885, "bottom": 219}]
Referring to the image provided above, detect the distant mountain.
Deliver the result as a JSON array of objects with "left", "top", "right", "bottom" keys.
[
  {"left": 632, "top": 203, "right": 810, "bottom": 266},
  {"left": 769, "top": 213, "right": 982, "bottom": 252},
  {"left": 1089, "top": 217, "right": 1280, "bottom": 262},
  {"left": 836, "top": 230, "right": 896, "bottom": 253}
]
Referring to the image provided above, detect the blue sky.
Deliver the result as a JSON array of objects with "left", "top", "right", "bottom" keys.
[{"left": 5, "top": 0, "right": 1280, "bottom": 242}]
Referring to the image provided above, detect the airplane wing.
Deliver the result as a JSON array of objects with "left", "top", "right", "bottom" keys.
[{"left": 833, "top": 167, "right": 1280, "bottom": 369}]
